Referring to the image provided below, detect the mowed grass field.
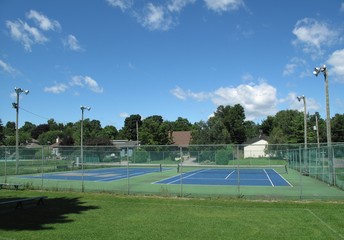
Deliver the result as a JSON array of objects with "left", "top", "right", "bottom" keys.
[{"left": 0, "top": 190, "right": 344, "bottom": 240}]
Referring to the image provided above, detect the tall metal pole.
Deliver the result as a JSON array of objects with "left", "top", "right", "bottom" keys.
[
  {"left": 81, "top": 107, "right": 84, "bottom": 192},
  {"left": 302, "top": 96, "right": 307, "bottom": 149},
  {"left": 15, "top": 92, "right": 19, "bottom": 175},
  {"left": 315, "top": 115, "right": 320, "bottom": 149},
  {"left": 313, "top": 65, "right": 333, "bottom": 185},
  {"left": 80, "top": 106, "right": 91, "bottom": 192},
  {"left": 136, "top": 120, "right": 139, "bottom": 149},
  {"left": 324, "top": 70, "right": 334, "bottom": 185},
  {"left": 13, "top": 87, "right": 29, "bottom": 175}
]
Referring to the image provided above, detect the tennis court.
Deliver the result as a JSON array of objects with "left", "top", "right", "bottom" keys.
[
  {"left": 155, "top": 167, "right": 292, "bottom": 186},
  {"left": 18, "top": 165, "right": 291, "bottom": 187},
  {"left": 19, "top": 166, "right": 167, "bottom": 182}
]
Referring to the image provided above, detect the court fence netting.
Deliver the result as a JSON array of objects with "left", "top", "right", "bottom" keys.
[{"left": 1, "top": 144, "right": 344, "bottom": 200}]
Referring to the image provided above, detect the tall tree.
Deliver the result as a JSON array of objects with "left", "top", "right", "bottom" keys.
[
  {"left": 122, "top": 114, "right": 142, "bottom": 141},
  {"left": 214, "top": 104, "right": 246, "bottom": 144},
  {"left": 4, "top": 121, "right": 15, "bottom": 136},
  {"left": 140, "top": 115, "right": 171, "bottom": 145},
  {"left": 31, "top": 124, "right": 50, "bottom": 139},
  {"left": 332, "top": 113, "right": 344, "bottom": 142},
  {"left": 261, "top": 116, "right": 274, "bottom": 136},
  {"left": 172, "top": 117, "right": 192, "bottom": 131}
]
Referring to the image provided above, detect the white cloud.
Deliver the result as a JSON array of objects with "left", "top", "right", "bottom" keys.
[
  {"left": 171, "top": 86, "right": 210, "bottom": 101},
  {"left": 341, "top": 2, "right": 344, "bottom": 12},
  {"left": 283, "top": 57, "right": 307, "bottom": 76},
  {"left": 105, "top": 0, "right": 245, "bottom": 31},
  {"left": 327, "top": 49, "right": 344, "bottom": 83},
  {"left": 6, "top": 10, "right": 60, "bottom": 52},
  {"left": 211, "top": 83, "right": 278, "bottom": 120},
  {"left": 106, "top": 0, "right": 133, "bottom": 12},
  {"left": 241, "top": 73, "right": 254, "bottom": 82},
  {"left": 168, "top": 0, "right": 195, "bottom": 12},
  {"left": 84, "top": 76, "right": 104, "bottom": 93},
  {"left": 204, "top": 0, "right": 244, "bottom": 13},
  {"left": 171, "top": 82, "right": 279, "bottom": 121},
  {"left": 63, "top": 34, "right": 83, "bottom": 51},
  {"left": 292, "top": 18, "right": 338, "bottom": 58},
  {"left": 6, "top": 19, "right": 48, "bottom": 52},
  {"left": 70, "top": 75, "right": 104, "bottom": 93},
  {"left": 119, "top": 112, "right": 130, "bottom": 118},
  {"left": 140, "top": 3, "right": 174, "bottom": 31},
  {"left": 0, "top": 60, "right": 17, "bottom": 74},
  {"left": 26, "top": 10, "right": 61, "bottom": 31},
  {"left": 44, "top": 83, "right": 68, "bottom": 94}
]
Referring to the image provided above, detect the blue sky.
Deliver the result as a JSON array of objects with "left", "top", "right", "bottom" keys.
[{"left": 1, "top": 0, "right": 344, "bottom": 129}]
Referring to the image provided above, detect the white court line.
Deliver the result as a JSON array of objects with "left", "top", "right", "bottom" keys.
[
  {"left": 225, "top": 170, "right": 235, "bottom": 180},
  {"left": 305, "top": 209, "right": 344, "bottom": 239},
  {"left": 271, "top": 169, "right": 293, "bottom": 187},
  {"left": 164, "top": 169, "right": 209, "bottom": 184},
  {"left": 263, "top": 169, "right": 274, "bottom": 187},
  {"left": 96, "top": 172, "right": 145, "bottom": 182}
]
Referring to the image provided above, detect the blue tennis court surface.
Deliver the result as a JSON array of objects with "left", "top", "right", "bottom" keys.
[
  {"left": 155, "top": 168, "right": 292, "bottom": 187},
  {"left": 19, "top": 167, "right": 164, "bottom": 182}
]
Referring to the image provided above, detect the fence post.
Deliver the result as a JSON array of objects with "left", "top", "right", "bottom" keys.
[
  {"left": 299, "top": 146, "right": 303, "bottom": 200},
  {"left": 179, "top": 146, "right": 183, "bottom": 197}
]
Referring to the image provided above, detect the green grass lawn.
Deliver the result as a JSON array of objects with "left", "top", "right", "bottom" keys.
[{"left": 0, "top": 190, "right": 344, "bottom": 240}]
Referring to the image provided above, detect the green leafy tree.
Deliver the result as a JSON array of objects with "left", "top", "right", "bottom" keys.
[
  {"left": 191, "top": 118, "right": 230, "bottom": 144},
  {"left": 191, "top": 121, "right": 210, "bottom": 144},
  {"left": 5, "top": 121, "right": 15, "bottom": 136},
  {"left": 140, "top": 115, "right": 171, "bottom": 145},
  {"left": 244, "top": 121, "right": 259, "bottom": 140},
  {"left": 332, "top": 113, "right": 344, "bottom": 142},
  {"left": 171, "top": 117, "right": 192, "bottom": 131},
  {"left": 122, "top": 114, "right": 142, "bottom": 141},
  {"left": 214, "top": 104, "right": 246, "bottom": 144},
  {"left": 20, "top": 122, "right": 36, "bottom": 136},
  {"left": 37, "top": 130, "right": 62, "bottom": 145},
  {"left": 31, "top": 124, "right": 50, "bottom": 139},
  {"left": 101, "top": 125, "right": 118, "bottom": 140},
  {"left": 261, "top": 116, "right": 274, "bottom": 136}
]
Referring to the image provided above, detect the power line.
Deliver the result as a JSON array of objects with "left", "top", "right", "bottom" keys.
[{"left": 19, "top": 107, "right": 51, "bottom": 121}]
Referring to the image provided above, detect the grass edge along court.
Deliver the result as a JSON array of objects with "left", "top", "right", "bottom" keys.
[{"left": 0, "top": 190, "right": 344, "bottom": 240}]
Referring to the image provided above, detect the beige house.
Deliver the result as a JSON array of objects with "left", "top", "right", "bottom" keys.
[{"left": 244, "top": 135, "right": 269, "bottom": 158}]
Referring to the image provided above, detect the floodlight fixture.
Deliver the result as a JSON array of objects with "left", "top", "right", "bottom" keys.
[
  {"left": 297, "top": 95, "right": 305, "bottom": 102},
  {"left": 313, "top": 65, "right": 327, "bottom": 77},
  {"left": 80, "top": 106, "right": 91, "bottom": 111},
  {"left": 15, "top": 87, "right": 29, "bottom": 95}
]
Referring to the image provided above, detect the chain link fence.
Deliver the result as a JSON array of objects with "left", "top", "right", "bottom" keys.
[{"left": 0, "top": 144, "right": 343, "bottom": 200}]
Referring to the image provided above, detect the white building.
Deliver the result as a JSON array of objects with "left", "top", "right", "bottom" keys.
[{"left": 244, "top": 135, "right": 269, "bottom": 158}]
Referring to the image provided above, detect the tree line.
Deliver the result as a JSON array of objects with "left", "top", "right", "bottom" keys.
[{"left": 1, "top": 104, "right": 344, "bottom": 147}]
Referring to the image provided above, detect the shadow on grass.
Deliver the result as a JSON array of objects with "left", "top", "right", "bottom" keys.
[{"left": 0, "top": 197, "right": 99, "bottom": 231}]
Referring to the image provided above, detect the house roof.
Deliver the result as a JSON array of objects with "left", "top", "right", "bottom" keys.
[
  {"left": 244, "top": 134, "right": 269, "bottom": 145},
  {"left": 171, "top": 131, "right": 192, "bottom": 147}
]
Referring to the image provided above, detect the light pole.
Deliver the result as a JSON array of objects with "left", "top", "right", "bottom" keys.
[
  {"left": 80, "top": 105, "right": 91, "bottom": 192},
  {"left": 13, "top": 87, "right": 29, "bottom": 175},
  {"left": 297, "top": 95, "right": 307, "bottom": 149},
  {"left": 313, "top": 65, "right": 334, "bottom": 185}
]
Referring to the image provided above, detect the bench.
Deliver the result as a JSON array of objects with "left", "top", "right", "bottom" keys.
[
  {"left": 0, "top": 196, "right": 48, "bottom": 209},
  {"left": 0, "top": 183, "right": 23, "bottom": 190}
]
